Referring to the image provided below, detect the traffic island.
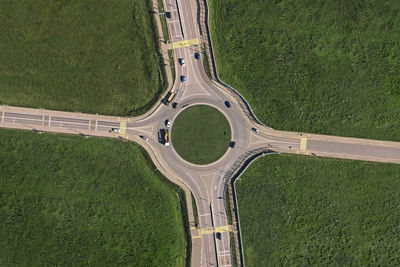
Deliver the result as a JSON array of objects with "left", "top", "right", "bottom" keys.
[{"left": 171, "top": 105, "right": 231, "bottom": 165}]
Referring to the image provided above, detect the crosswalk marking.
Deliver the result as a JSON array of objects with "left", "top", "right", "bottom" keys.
[
  {"left": 172, "top": 38, "right": 199, "bottom": 48},
  {"left": 300, "top": 137, "right": 307, "bottom": 151}
]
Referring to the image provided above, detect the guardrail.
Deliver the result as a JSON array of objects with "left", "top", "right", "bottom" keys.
[{"left": 222, "top": 148, "right": 278, "bottom": 266}]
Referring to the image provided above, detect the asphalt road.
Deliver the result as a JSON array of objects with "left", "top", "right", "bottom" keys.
[{"left": 1, "top": 0, "right": 400, "bottom": 266}]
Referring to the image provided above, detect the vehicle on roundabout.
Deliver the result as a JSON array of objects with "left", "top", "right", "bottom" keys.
[
  {"left": 165, "top": 119, "right": 171, "bottom": 127},
  {"left": 139, "top": 135, "right": 148, "bottom": 141},
  {"left": 159, "top": 129, "right": 170, "bottom": 146},
  {"left": 181, "top": 75, "right": 186, "bottom": 83},
  {"left": 224, "top": 101, "right": 231, "bottom": 108},
  {"left": 172, "top": 102, "right": 178, "bottom": 108},
  {"left": 179, "top": 58, "right": 185, "bottom": 66},
  {"left": 252, "top": 127, "right": 259, "bottom": 133},
  {"left": 229, "top": 141, "right": 235, "bottom": 148},
  {"left": 216, "top": 232, "right": 221, "bottom": 240}
]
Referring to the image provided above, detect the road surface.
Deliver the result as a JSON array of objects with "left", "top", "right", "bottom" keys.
[{"left": 1, "top": 0, "right": 400, "bottom": 266}]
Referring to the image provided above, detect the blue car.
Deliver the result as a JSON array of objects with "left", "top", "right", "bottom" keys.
[
  {"left": 224, "top": 101, "right": 231, "bottom": 108},
  {"left": 181, "top": 75, "right": 186, "bottom": 83},
  {"left": 194, "top": 52, "right": 200, "bottom": 60}
]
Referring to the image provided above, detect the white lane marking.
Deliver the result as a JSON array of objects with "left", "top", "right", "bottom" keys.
[
  {"left": 49, "top": 116, "right": 52, "bottom": 126},
  {"left": 42, "top": 115, "right": 44, "bottom": 126},
  {"left": 199, "top": 213, "right": 211, "bottom": 217},
  {"left": 167, "top": 19, "right": 179, "bottom": 24},
  {"left": 1, "top": 112, "right": 4, "bottom": 123},
  {"left": 88, "top": 120, "right": 91, "bottom": 130},
  {"left": 95, "top": 120, "right": 98, "bottom": 131}
]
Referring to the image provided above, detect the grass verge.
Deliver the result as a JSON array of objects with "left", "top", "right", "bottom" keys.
[
  {"left": 0, "top": 128, "right": 186, "bottom": 266},
  {"left": 157, "top": 0, "right": 170, "bottom": 43},
  {"left": 202, "top": 45, "right": 212, "bottom": 78},
  {"left": 209, "top": 0, "right": 400, "bottom": 141},
  {"left": 236, "top": 154, "right": 400, "bottom": 266},
  {"left": 171, "top": 105, "right": 231, "bottom": 165},
  {"left": 191, "top": 193, "right": 199, "bottom": 227},
  {"left": 168, "top": 49, "right": 176, "bottom": 84},
  {"left": 0, "top": 0, "right": 166, "bottom": 116},
  {"left": 230, "top": 232, "right": 238, "bottom": 267}
]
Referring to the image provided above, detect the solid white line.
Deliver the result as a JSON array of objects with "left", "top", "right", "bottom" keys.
[
  {"left": 199, "top": 213, "right": 211, "bottom": 217},
  {"left": 88, "top": 120, "right": 91, "bottom": 130},
  {"left": 1, "top": 112, "right": 4, "bottom": 123},
  {"left": 95, "top": 120, "right": 98, "bottom": 131}
]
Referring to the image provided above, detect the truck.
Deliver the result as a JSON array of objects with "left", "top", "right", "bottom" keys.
[
  {"left": 164, "top": 129, "right": 170, "bottom": 146},
  {"left": 159, "top": 129, "right": 170, "bottom": 146},
  {"left": 163, "top": 91, "right": 176, "bottom": 105}
]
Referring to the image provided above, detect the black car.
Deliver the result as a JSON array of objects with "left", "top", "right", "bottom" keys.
[
  {"left": 172, "top": 102, "right": 178, "bottom": 108},
  {"left": 229, "top": 141, "right": 235, "bottom": 148},
  {"left": 224, "top": 101, "right": 231, "bottom": 108},
  {"left": 165, "top": 12, "right": 171, "bottom": 18},
  {"left": 194, "top": 52, "right": 200, "bottom": 60},
  {"left": 216, "top": 232, "right": 221, "bottom": 240}
]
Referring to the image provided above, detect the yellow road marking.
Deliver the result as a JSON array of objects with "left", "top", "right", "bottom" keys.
[
  {"left": 215, "top": 225, "right": 229, "bottom": 233},
  {"left": 201, "top": 228, "right": 214, "bottom": 235},
  {"left": 172, "top": 38, "right": 199, "bottom": 48},
  {"left": 192, "top": 235, "right": 202, "bottom": 239},
  {"left": 198, "top": 225, "right": 230, "bottom": 236},
  {"left": 120, "top": 121, "right": 127, "bottom": 135},
  {"left": 300, "top": 137, "right": 307, "bottom": 151}
]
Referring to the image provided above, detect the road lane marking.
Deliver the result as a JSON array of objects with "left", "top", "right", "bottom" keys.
[{"left": 172, "top": 38, "right": 199, "bottom": 48}]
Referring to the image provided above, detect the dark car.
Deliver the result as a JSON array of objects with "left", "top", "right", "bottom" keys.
[
  {"left": 229, "top": 141, "right": 235, "bottom": 148},
  {"left": 194, "top": 52, "right": 200, "bottom": 60},
  {"left": 216, "top": 232, "right": 221, "bottom": 240},
  {"left": 165, "top": 12, "right": 171, "bottom": 18},
  {"left": 181, "top": 75, "right": 186, "bottom": 83},
  {"left": 224, "top": 101, "right": 231, "bottom": 108},
  {"left": 172, "top": 102, "right": 178, "bottom": 108}
]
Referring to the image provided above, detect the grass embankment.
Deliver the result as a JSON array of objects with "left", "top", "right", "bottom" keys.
[
  {"left": 171, "top": 105, "right": 231, "bottom": 165},
  {"left": 0, "top": 129, "right": 186, "bottom": 266},
  {"left": 236, "top": 154, "right": 400, "bottom": 266},
  {"left": 209, "top": 0, "right": 400, "bottom": 141},
  {"left": 0, "top": 0, "right": 166, "bottom": 116}
]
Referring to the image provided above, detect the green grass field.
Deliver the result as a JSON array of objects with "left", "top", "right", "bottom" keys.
[
  {"left": 0, "top": 129, "right": 186, "bottom": 266},
  {"left": 209, "top": 0, "right": 400, "bottom": 141},
  {"left": 171, "top": 105, "right": 231, "bottom": 164},
  {"left": 0, "top": 0, "right": 165, "bottom": 116},
  {"left": 236, "top": 154, "right": 400, "bottom": 266}
]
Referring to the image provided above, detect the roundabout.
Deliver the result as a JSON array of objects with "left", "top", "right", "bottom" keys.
[{"left": 171, "top": 105, "right": 231, "bottom": 165}]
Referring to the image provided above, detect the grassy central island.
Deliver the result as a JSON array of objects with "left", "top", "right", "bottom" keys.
[{"left": 171, "top": 105, "right": 231, "bottom": 165}]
